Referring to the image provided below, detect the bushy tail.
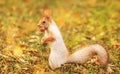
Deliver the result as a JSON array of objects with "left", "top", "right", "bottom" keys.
[{"left": 66, "top": 44, "right": 109, "bottom": 66}]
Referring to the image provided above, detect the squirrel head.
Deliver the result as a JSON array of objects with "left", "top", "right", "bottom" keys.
[{"left": 38, "top": 8, "right": 52, "bottom": 32}]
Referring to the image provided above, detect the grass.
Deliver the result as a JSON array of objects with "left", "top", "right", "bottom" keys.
[{"left": 0, "top": 0, "right": 120, "bottom": 74}]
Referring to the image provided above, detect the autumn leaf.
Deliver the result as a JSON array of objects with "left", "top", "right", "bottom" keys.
[
  {"left": 6, "top": 26, "right": 19, "bottom": 45},
  {"left": 13, "top": 46, "right": 23, "bottom": 57},
  {"left": 87, "top": 0, "right": 96, "bottom": 7},
  {"left": 33, "top": 65, "right": 45, "bottom": 74}
]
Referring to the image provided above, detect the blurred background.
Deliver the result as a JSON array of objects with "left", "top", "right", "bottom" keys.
[{"left": 0, "top": 0, "right": 120, "bottom": 73}]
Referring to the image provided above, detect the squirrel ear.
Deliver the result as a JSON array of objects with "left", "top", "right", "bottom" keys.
[{"left": 43, "top": 8, "right": 52, "bottom": 18}]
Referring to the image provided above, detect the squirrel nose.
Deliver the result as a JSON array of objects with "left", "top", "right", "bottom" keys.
[{"left": 37, "top": 24, "right": 40, "bottom": 26}]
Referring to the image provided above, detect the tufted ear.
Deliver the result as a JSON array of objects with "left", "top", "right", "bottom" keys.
[{"left": 43, "top": 8, "right": 52, "bottom": 19}]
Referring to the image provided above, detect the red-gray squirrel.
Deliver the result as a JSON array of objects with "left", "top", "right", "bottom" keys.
[{"left": 38, "top": 8, "right": 109, "bottom": 70}]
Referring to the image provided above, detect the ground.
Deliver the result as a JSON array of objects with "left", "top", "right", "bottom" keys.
[{"left": 0, "top": 0, "right": 120, "bottom": 74}]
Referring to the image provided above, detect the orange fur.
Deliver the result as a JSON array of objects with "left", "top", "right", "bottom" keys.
[
  {"left": 38, "top": 8, "right": 52, "bottom": 32},
  {"left": 41, "top": 36, "right": 55, "bottom": 45}
]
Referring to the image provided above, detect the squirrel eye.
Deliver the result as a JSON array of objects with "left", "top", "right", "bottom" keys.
[{"left": 42, "top": 21, "right": 46, "bottom": 24}]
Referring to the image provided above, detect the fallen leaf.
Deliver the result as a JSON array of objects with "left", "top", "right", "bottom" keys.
[
  {"left": 13, "top": 46, "right": 23, "bottom": 57},
  {"left": 33, "top": 65, "right": 45, "bottom": 74},
  {"left": 87, "top": 0, "right": 96, "bottom": 7}
]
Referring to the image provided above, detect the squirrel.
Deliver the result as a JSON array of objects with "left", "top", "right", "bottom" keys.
[{"left": 38, "top": 8, "right": 109, "bottom": 70}]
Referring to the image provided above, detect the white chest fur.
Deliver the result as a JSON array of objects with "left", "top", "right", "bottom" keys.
[{"left": 48, "top": 20, "right": 69, "bottom": 69}]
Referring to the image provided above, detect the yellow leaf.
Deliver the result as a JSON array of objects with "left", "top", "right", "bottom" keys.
[
  {"left": 87, "top": 0, "right": 96, "bottom": 7},
  {"left": 33, "top": 65, "right": 45, "bottom": 74},
  {"left": 21, "top": 21, "right": 37, "bottom": 34},
  {"left": 6, "top": 26, "right": 19, "bottom": 45},
  {"left": 3, "top": 65, "right": 8, "bottom": 71},
  {"left": 110, "top": 39, "right": 117, "bottom": 45},
  {"left": 13, "top": 46, "right": 23, "bottom": 57},
  {"left": 15, "top": 63, "right": 21, "bottom": 69}
]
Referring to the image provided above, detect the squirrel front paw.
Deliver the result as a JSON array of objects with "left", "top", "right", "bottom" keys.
[
  {"left": 41, "top": 36, "right": 55, "bottom": 45},
  {"left": 41, "top": 37, "right": 47, "bottom": 45}
]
